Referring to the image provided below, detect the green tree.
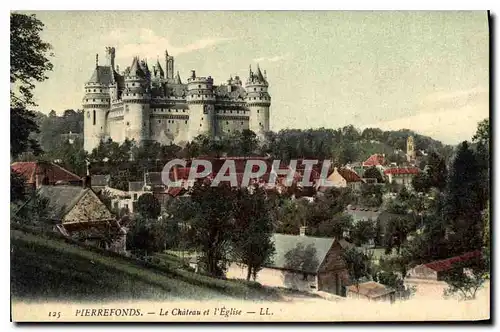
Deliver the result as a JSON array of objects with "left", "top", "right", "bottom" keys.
[
  {"left": 11, "top": 13, "right": 53, "bottom": 158},
  {"left": 232, "top": 186, "right": 275, "bottom": 281},
  {"left": 363, "top": 166, "right": 384, "bottom": 183},
  {"left": 182, "top": 181, "right": 237, "bottom": 277},
  {"left": 425, "top": 152, "right": 448, "bottom": 191},
  {"left": 342, "top": 247, "right": 372, "bottom": 291},
  {"left": 135, "top": 193, "right": 161, "bottom": 219},
  {"left": 350, "top": 219, "right": 376, "bottom": 247},
  {"left": 11, "top": 170, "right": 27, "bottom": 204},
  {"left": 442, "top": 258, "right": 488, "bottom": 300},
  {"left": 444, "top": 141, "right": 487, "bottom": 254}
]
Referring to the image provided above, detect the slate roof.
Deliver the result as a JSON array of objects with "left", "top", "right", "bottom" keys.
[
  {"left": 36, "top": 185, "right": 90, "bottom": 220},
  {"left": 87, "top": 66, "right": 123, "bottom": 86},
  {"left": 265, "top": 234, "right": 352, "bottom": 274},
  {"left": 345, "top": 206, "right": 382, "bottom": 223},
  {"left": 11, "top": 161, "right": 82, "bottom": 186},
  {"left": 347, "top": 281, "right": 395, "bottom": 298}
]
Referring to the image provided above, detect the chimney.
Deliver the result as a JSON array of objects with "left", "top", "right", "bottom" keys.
[
  {"left": 299, "top": 226, "right": 308, "bottom": 237},
  {"left": 83, "top": 175, "right": 91, "bottom": 189}
]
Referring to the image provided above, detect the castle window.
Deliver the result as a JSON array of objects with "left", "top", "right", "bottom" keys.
[
  {"left": 199, "top": 124, "right": 202, "bottom": 127},
  {"left": 198, "top": 85, "right": 201, "bottom": 88},
  {"left": 241, "top": 122, "right": 243, "bottom": 125},
  {"left": 126, "top": 122, "right": 130, "bottom": 126},
  {"left": 87, "top": 111, "right": 90, "bottom": 118},
  {"left": 257, "top": 110, "right": 260, "bottom": 113},
  {"left": 259, "top": 122, "right": 262, "bottom": 126},
  {"left": 100, "top": 89, "right": 102, "bottom": 93},
  {"left": 133, "top": 93, "right": 136, "bottom": 96},
  {"left": 261, "top": 88, "right": 263, "bottom": 91},
  {"left": 93, "top": 99, "right": 95, "bottom": 102},
  {"left": 158, "top": 120, "right": 161, "bottom": 123},
  {"left": 93, "top": 89, "right": 96, "bottom": 92},
  {"left": 201, "top": 117, "right": 204, "bottom": 121},
  {"left": 185, "top": 120, "right": 188, "bottom": 124},
  {"left": 93, "top": 110, "right": 96, "bottom": 125},
  {"left": 230, "top": 111, "right": 232, "bottom": 114},
  {"left": 226, "top": 121, "right": 229, "bottom": 125}
]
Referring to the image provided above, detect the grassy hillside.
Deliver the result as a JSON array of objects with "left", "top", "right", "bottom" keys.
[{"left": 10, "top": 227, "right": 285, "bottom": 302}]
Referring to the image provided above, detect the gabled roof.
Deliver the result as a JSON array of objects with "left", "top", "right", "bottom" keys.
[
  {"left": 384, "top": 167, "right": 420, "bottom": 175},
  {"left": 363, "top": 154, "right": 385, "bottom": 167},
  {"left": 337, "top": 168, "right": 363, "bottom": 183},
  {"left": 36, "top": 185, "right": 90, "bottom": 220},
  {"left": 265, "top": 234, "right": 351, "bottom": 274},
  {"left": 347, "top": 281, "right": 395, "bottom": 298},
  {"left": 11, "top": 161, "right": 82, "bottom": 185},
  {"left": 423, "top": 250, "right": 482, "bottom": 272},
  {"left": 345, "top": 205, "right": 382, "bottom": 222}
]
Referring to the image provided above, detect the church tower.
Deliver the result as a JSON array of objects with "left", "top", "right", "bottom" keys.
[
  {"left": 186, "top": 70, "right": 215, "bottom": 140},
  {"left": 245, "top": 65, "right": 271, "bottom": 137},
  {"left": 407, "top": 135, "right": 416, "bottom": 163},
  {"left": 83, "top": 54, "right": 110, "bottom": 152},
  {"left": 122, "top": 56, "right": 151, "bottom": 145}
]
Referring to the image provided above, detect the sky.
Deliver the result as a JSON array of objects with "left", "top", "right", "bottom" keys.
[{"left": 23, "top": 11, "right": 489, "bottom": 145}]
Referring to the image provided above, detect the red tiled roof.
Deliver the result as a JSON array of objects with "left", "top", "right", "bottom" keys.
[
  {"left": 424, "top": 250, "right": 482, "bottom": 272},
  {"left": 11, "top": 161, "right": 82, "bottom": 185},
  {"left": 338, "top": 168, "right": 363, "bottom": 183},
  {"left": 363, "top": 154, "right": 385, "bottom": 167},
  {"left": 383, "top": 167, "right": 420, "bottom": 175}
]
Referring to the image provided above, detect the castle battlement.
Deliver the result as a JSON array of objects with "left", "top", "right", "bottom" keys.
[{"left": 83, "top": 47, "right": 271, "bottom": 153}]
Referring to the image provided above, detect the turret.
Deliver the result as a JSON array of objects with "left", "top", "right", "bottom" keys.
[
  {"left": 83, "top": 54, "right": 111, "bottom": 152},
  {"left": 165, "top": 49, "right": 174, "bottom": 80},
  {"left": 186, "top": 70, "right": 215, "bottom": 140},
  {"left": 245, "top": 64, "right": 271, "bottom": 137},
  {"left": 122, "top": 56, "right": 151, "bottom": 145}
]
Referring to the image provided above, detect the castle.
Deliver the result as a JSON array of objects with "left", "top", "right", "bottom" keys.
[{"left": 83, "top": 47, "right": 271, "bottom": 152}]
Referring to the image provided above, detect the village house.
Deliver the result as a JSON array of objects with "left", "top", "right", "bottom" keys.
[
  {"left": 346, "top": 281, "right": 396, "bottom": 302},
  {"left": 317, "top": 167, "right": 364, "bottom": 192},
  {"left": 15, "top": 180, "right": 128, "bottom": 254},
  {"left": 405, "top": 250, "right": 483, "bottom": 299},
  {"left": 362, "top": 154, "right": 386, "bottom": 169},
  {"left": 226, "top": 229, "right": 354, "bottom": 296},
  {"left": 384, "top": 167, "right": 420, "bottom": 189},
  {"left": 11, "top": 161, "right": 82, "bottom": 190}
]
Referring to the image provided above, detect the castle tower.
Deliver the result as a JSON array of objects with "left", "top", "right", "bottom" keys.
[
  {"left": 245, "top": 64, "right": 271, "bottom": 137},
  {"left": 83, "top": 54, "right": 111, "bottom": 152},
  {"left": 165, "top": 49, "right": 174, "bottom": 80},
  {"left": 122, "top": 56, "right": 151, "bottom": 145},
  {"left": 407, "top": 135, "right": 416, "bottom": 162},
  {"left": 186, "top": 70, "right": 215, "bottom": 140}
]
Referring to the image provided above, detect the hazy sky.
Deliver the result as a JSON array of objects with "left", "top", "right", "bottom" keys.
[{"left": 24, "top": 11, "right": 489, "bottom": 144}]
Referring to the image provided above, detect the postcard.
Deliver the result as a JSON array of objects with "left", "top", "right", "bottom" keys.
[{"left": 10, "top": 10, "right": 490, "bottom": 322}]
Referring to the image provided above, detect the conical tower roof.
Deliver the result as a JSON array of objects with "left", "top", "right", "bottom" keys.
[
  {"left": 256, "top": 65, "right": 267, "bottom": 84},
  {"left": 174, "top": 71, "right": 182, "bottom": 84},
  {"left": 87, "top": 67, "right": 101, "bottom": 83},
  {"left": 128, "top": 57, "right": 146, "bottom": 79},
  {"left": 155, "top": 58, "right": 165, "bottom": 77}
]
